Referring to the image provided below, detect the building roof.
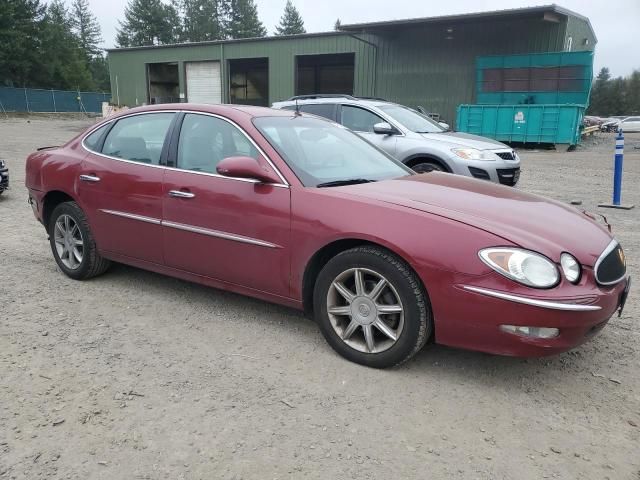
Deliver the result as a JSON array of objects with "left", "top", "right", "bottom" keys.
[
  {"left": 340, "top": 4, "right": 591, "bottom": 31},
  {"left": 107, "top": 4, "right": 594, "bottom": 53}
]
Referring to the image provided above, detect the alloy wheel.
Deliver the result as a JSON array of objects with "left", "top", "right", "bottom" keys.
[
  {"left": 53, "top": 214, "right": 84, "bottom": 270},
  {"left": 326, "top": 267, "right": 405, "bottom": 353}
]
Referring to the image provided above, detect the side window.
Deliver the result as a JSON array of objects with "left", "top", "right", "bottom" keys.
[
  {"left": 177, "top": 113, "right": 259, "bottom": 174},
  {"left": 300, "top": 104, "right": 335, "bottom": 121},
  {"left": 102, "top": 113, "right": 174, "bottom": 165},
  {"left": 341, "top": 105, "right": 384, "bottom": 133},
  {"left": 83, "top": 124, "right": 110, "bottom": 152}
]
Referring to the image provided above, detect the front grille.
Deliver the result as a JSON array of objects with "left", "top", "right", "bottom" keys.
[
  {"left": 495, "top": 151, "right": 516, "bottom": 160},
  {"left": 468, "top": 166, "right": 491, "bottom": 180},
  {"left": 496, "top": 167, "right": 520, "bottom": 186},
  {"left": 595, "top": 241, "right": 626, "bottom": 285}
]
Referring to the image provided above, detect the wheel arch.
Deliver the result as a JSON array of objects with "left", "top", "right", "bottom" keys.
[
  {"left": 403, "top": 154, "right": 452, "bottom": 173},
  {"left": 42, "top": 190, "right": 77, "bottom": 234},
  {"left": 301, "top": 237, "right": 428, "bottom": 318}
]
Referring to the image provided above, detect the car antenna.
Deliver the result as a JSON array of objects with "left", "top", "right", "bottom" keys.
[{"left": 294, "top": 98, "right": 301, "bottom": 116}]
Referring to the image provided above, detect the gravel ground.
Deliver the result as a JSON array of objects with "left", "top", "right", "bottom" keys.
[{"left": 1, "top": 116, "right": 638, "bottom": 480}]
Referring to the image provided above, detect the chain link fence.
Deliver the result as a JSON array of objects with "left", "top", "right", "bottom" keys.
[{"left": 0, "top": 87, "right": 111, "bottom": 114}]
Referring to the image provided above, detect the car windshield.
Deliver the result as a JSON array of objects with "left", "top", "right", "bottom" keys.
[
  {"left": 253, "top": 116, "right": 412, "bottom": 187},
  {"left": 378, "top": 105, "right": 446, "bottom": 133}
]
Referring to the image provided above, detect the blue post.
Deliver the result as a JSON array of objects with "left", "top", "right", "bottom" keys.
[{"left": 613, "top": 130, "right": 624, "bottom": 205}]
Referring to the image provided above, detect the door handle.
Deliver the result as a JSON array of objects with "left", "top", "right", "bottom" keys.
[
  {"left": 79, "top": 174, "right": 101, "bottom": 183},
  {"left": 168, "top": 190, "right": 195, "bottom": 199}
]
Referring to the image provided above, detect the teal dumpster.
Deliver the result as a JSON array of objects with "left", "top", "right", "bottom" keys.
[{"left": 456, "top": 104, "right": 585, "bottom": 146}]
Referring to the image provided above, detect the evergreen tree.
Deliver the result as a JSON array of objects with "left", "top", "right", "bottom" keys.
[
  {"left": 177, "top": 0, "right": 224, "bottom": 42},
  {"left": 70, "top": 0, "right": 103, "bottom": 58},
  {"left": 117, "top": 0, "right": 180, "bottom": 47},
  {"left": 0, "top": 0, "right": 46, "bottom": 87},
  {"left": 274, "top": 0, "right": 305, "bottom": 36},
  {"left": 334, "top": 18, "right": 341, "bottom": 31},
  {"left": 226, "top": 0, "right": 266, "bottom": 39},
  {"left": 589, "top": 67, "right": 611, "bottom": 115},
  {"left": 626, "top": 70, "right": 640, "bottom": 115},
  {"left": 37, "top": 0, "right": 93, "bottom": 90}
]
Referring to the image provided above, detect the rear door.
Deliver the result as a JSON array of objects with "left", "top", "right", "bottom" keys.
[
  {"left": 78, "top": 112, "right": 176, "bottom": 264},
  {"left": 161, "top": 112, "right": 292, "bottom": 297},
  {"left": 339, "top": 104, "right": 397, "bottom": 155}
]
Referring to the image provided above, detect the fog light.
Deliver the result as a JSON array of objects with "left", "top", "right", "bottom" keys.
[
  {"left": 500, "top": 325, "right": 560, "bottom": 339},
  {"left": 560, "top": 253, "right": 581, "bottom": 283}
]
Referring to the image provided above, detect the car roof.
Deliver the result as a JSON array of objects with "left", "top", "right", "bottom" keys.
[
  {"left": 108, "top": 103, "right": 297, "bottom": 120},
  {"left": 272, "top": 97, "right": 394, "bottom": 109}
]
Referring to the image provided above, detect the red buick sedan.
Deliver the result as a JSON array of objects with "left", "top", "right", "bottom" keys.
[{"left": 25, "top": 104, "right": 630, "bottom": 368}]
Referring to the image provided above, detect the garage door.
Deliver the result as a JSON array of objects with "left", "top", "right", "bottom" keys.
[{"left": 186, "top": 61, "right": 222, "bottom": 104}]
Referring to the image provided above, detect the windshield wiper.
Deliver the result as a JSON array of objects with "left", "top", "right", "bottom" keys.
[{"left": 316, "top": 178, "right": 376, "bottom": 188}]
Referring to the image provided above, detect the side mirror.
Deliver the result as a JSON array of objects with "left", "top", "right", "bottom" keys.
[
  {"left": 439, "top": 122, "right": 450, "bottom": 130},
  {"left": 216, "top": 156, "right": 281, "bottom": 184},
  {"left": 373, "top": 122, "right": 397, "bottom": 135}
]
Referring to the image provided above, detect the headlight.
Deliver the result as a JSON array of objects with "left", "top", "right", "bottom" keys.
[
  {"left": 560, "top": 253, "right": 581, "bottom": 283},
  {"left": 451, "top": 148, "right": 497, "bottom": 161},
  {"left": 479, "top": 248, "right": 560, "bottom": 288}
]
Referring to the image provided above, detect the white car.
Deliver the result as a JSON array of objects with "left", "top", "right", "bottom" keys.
[{"left": 619, "top": 116, "right": 640, "bottom": 133}]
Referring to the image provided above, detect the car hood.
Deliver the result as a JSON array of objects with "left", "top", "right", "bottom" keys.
[
  {"left": 420, "top": 131, "right": 509, "bottom": 150},
  {"left": 341, "top": 174, "right": 612, "bottom": 266}
]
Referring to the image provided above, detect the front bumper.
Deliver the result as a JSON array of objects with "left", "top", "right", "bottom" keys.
[
  {"left": 449, "top": 155, "right": 521, "bottom": 186},
  {"left": 426, "top": 268, "right": 628, "bottom": 357}
]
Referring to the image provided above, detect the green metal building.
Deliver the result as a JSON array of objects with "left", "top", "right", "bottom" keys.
[{"left": 107, "top": 4, "right": 595, "bottom": 123}]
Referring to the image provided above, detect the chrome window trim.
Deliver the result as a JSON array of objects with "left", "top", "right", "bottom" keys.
[
  {"left": 594, "top": 239, "right": 626, "bottom": 286},
  {"left": 80, "top": 109, "right": 290, "bottom": 188},
  {"left": 99, "top": 209, "right": 162, "bottom": 225},
  {"left": 163, "top": 220, "right": 281, "bottom": 249},
  {"left": 177, "top": 110, "right": 290, "bottom": 186},
  {"left": 462, "top": 285, "right": 602, "bottom": 311}
]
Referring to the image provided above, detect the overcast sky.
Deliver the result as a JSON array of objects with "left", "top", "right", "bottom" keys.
[{"left": 83, "top": 0, "right": 639, "bottom": 77}]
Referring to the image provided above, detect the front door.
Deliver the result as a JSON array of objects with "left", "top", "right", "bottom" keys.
[
  {"left": 78, "top": 112, "right": 175, "bottom": 264},
  {"left": 162, "top": 113, "right": 291, "bottom": 297},
  {"left": 340, "top": 104, "right": 397, "bottom": 156}
]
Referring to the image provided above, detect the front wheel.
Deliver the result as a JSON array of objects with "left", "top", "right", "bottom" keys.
[
  {"left": 48, "top": 201, "right": 111, "bottom": 280},
  {"left": 313, "top": 246, "right": 432, "bottom": 368},
  {"left": 411, "top": 160, "right": 446, "bottom": 174}
]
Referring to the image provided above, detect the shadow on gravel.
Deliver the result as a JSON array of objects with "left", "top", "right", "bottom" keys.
[{"left": 98, "top": 263, "right": 615, "bottom": 399}]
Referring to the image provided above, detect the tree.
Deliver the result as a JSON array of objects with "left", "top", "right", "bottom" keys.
[
  {"left": 274, "top": 0, "right": 305, "bottom": 36},
  {"left": 626, "top": 70, "right": 640, "bottom": 115},
  {"left": 589, "top": 67, "right": 612, "bottom": 115},
  {"left": 117, "top": 0, "right": 180, "bottom": 47},
  {"left": 226, "top": 0, "right": 266, "bottom": 39},
  {"left": 36, "top": 0, "right": 93, "bottom": 90},
  {"left": 70, "top": 0, "right": 102, "bottom": 58},
  {"left": 177, "top": 0, "right": 224, "bottom": 42},
  {"left": 334, "top": 18, "right": 341, "bottom": 31},
  {"left": 0, "top": 0, "right": 46, "bottom": 87}
]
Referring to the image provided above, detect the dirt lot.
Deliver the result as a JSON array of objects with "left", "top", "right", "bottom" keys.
[{"left": 1, "top": 116, "right": 639, "bottom": 480}]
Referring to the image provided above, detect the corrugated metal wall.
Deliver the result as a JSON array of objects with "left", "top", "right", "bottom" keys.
[
  {"left": 370, "top": 16, "right": 567, "bottom": 123},
  {"left": 108, "top": 34, "right": 376, "bottom": 107}
]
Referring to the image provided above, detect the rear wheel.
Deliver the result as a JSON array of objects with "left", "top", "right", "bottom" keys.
[
  {"left": 49, "top": 202, "right": 111, "bottom": 280},
  {"left": 313, "top": 246, "right": 432, "bottom": 368},
  {"left": 411, "top": 160, "right": 446, "bottom": 174}
]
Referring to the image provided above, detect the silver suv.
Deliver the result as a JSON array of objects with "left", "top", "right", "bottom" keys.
[{"left": 272, "top": 95, "right": 521, "bottom": 186}]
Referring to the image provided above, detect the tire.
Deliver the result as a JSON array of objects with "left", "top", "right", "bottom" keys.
[
  {"left": 411, "top": 160, "right": 446, "bottom": 174},
  {"left": 313, "top": 246, "right": 432, "bottom": 368},
  {"left": 48, "top": 201, "right": 111, "bottom": 280}
]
